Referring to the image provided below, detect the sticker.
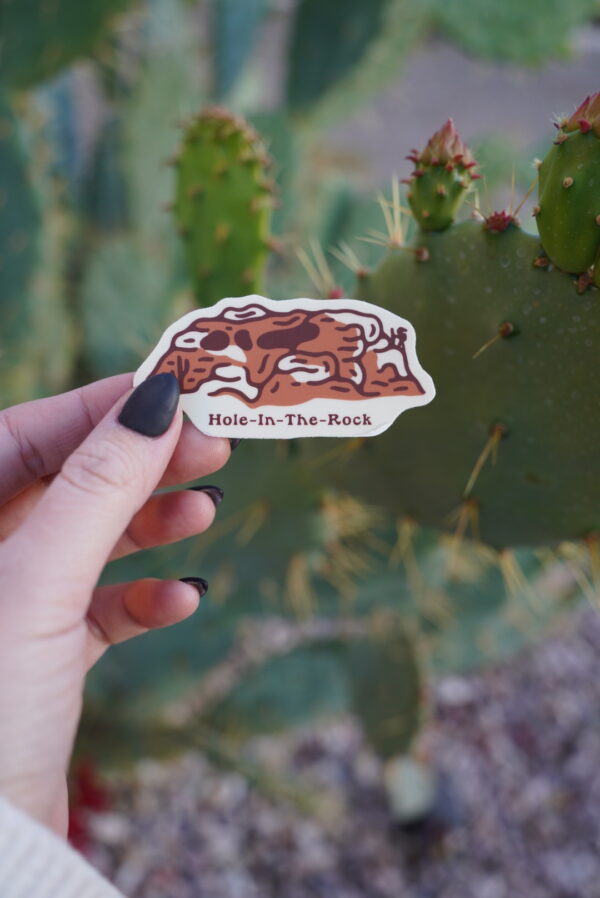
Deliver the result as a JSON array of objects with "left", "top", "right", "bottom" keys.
[{"left": 134, "top": 295, "right": 435, "bottom": 438}]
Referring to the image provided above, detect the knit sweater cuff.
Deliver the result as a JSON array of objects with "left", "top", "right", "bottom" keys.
[{"left": 0, "top": 797, "right": 124, "bottom": 898}]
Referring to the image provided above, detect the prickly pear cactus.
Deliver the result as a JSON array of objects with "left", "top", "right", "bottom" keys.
[
  {"left": 0, "top": 0, "right": 131, "bottom": 89},
  {"left": 404, "top": 119, "right": 480, "bottom": 231},
  {"left": 312, "top": 101, "right": 600, "bottom": 550},
  {"left": 173, "top": 107, "right": 275, "bottom": 307},
  {"left": 537, "top": 93, "right": 600, "bottom": 277}
]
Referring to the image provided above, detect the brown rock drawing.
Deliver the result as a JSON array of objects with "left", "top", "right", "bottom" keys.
[{"left": 150, "top": 302, "right": 425, "bottom": 407}]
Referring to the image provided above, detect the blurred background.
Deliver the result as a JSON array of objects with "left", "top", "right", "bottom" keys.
[{"left": 2, "top": 0, "right": 600, "bottom": 895}]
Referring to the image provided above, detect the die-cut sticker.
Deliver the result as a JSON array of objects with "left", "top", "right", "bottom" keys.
[{"left": 134, "top": 295, "right": 435, "bottom": 438}]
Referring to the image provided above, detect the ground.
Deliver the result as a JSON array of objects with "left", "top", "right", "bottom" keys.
[{"left": 86, "top": 606, "right": 600, "bottom": 898}]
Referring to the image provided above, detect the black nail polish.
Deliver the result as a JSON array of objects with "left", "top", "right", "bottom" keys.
[
  {"left": 229, "top": 438, "right": 242, "bottom": 451},
  {"left": 118, "top": 373, "right": 180, "bottom": 437},
  {"left": 189, "top": 485, "right": 224, "bottom": 507},
  {"left": 179, "top": 577, "right": 209, "bottom": 597}
]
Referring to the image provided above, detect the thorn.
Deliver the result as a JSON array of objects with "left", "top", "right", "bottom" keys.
[
  {"left": 435, "top": 184, "right": 447, "bottom": 197},
  {"left": 562, "top": 176, "right": 574, "bottom": 188},
  {"left": 161, "top": 201, "right": 175, "bottom": 213},
  {"left": 163, "top": 154, "right": 180, "bottom": 167},
  {"left": 498, "top": 550, "right": 541, "bottom": 613},
  {"left": 187, "top": 184, "right": 204, "bottom": 200},
  {"left": 472, "top": 321, "right": 515, "bottom": 359},
  {"left": 553, "top": 133, "right": 568, "bottom": 145},
  {"left": 241, "top": 268, "right": 255, "bottom": 285},
  {"left": 595, "top": 214, "right": 600, "bottom": 226},
  {"left": 533, "top": 158, "right": 542, "bottom": 170},
  {"left": 177, "top": 225, "right": 190, "bottom": 239},
  {"left": 421, "top": 209, "right": 431, "bottom": 219},
  {"left": 533, "top": 255, "right": 550, "bottom": 268},
  {"left": 414, "top": 246, "right": 430, "bottom": 262},
  {"left": 446, "top": 498, "right": 480, "bottom": 578},
  {"left": 463, "top": 424, "right": 507, "bottom": 498},
  {"left": 532, "top": 205, "right": 541, "bottom": 217}
]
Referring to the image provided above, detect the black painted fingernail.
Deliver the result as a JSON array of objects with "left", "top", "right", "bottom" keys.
[
  {"left": 189, "top": 485, "right": 224, "bottom": 507},
  {"left": 179, "top": 577, "right": 209, "bottom": 597},
  {"left": 118, "top": 373, "right": 180, "bottom": 437},
  {"left": 229, "top": 438, "right": 242, "bottom": 451}
]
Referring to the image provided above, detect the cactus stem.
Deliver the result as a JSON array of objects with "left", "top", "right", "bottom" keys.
[
  {"left": 213, "top": 159, "right": 229, "bottom": 177},
  {"left": 187, "top": 185, "right": 204, "bottom": 200},
  {"left": 562, "top": 176, "right": 574, "bottom": 188},
  {"left": 472, "top": 321, "right": 515, "bottom": 359},
  {"left": 463, "top": 424, "right": 507, "bottom": 499}
]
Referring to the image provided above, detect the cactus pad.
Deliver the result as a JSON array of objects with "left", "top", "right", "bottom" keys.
[
  {"left": 173, "top": 107, "right": 275, "bottom": 307},
  {"left": 404, "top": 120, "right": 479, "bottom": 231},
  {"left": 537, "top": 92, "right": 600, "bottom": 274}
]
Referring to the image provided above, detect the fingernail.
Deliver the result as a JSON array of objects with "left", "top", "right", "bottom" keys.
[
  {"left": 229, "top": 438, "right": 242, "bottom": 451},
  {"left": 118, "top": 373, "right": 180, "bottom": 437},
  {"left": 189, "top": 485, "right": 224, "bottom": 507},
  {"left": 179, "top": 577, "right": 209, "bottom": 597}
]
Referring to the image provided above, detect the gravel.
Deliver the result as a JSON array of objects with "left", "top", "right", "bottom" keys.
[{"left": 88, "top": 607, "right": 600, "bottom": 898}]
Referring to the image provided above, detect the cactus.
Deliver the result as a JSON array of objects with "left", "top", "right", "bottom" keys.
[
  {"left": 286, "top": 0, "right": 422, "bottom": 124},
  {"left": 294, "top": 103, "right": 598, "bottom": 551},
  {"left": 212, "top": 0, "right": 268, "bottom": 100},
  {"left": 0, "top": 0, "right": 132, "bottom": 89},
  {"left": 537, "top": 92, "right": 600, "bottom": 276},
  {"left": 404, "top": 120, "right": 480, "bottom": 231},
  {"left": 173, "top": 107, "right": 275, "bottom": 307},
  {"left": 0, "top": 91, "right": 74, "bottom": 406},
  {"left": 430, "top": 0, "right": 599, "bottom": 64}
]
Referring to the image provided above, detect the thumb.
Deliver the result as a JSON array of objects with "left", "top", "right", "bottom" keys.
[{"left": 3, "top": 373, "right": 182, "bottom": 630}]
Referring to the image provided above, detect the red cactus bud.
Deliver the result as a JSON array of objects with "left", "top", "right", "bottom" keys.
[{"left": 328, "top": 286, "right": 344, "bottom": 299}]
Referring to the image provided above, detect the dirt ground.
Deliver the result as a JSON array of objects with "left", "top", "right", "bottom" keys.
[{"left": 86, "top": 606, "right": 600, "bottom": 898}]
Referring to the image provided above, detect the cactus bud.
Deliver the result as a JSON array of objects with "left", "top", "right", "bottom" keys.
[
  {"left": 537, "top": 91, "right": 600, "bottom": 275},
  {"left": 405, "top": 120, "right": 479, "bottom": 232}
]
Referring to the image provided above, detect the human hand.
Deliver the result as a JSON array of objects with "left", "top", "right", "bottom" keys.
[{"left": 0, "top": 373, "right": 231, "bottom": 835}]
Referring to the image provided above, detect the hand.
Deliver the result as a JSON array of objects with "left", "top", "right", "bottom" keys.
[{"left": 0, "top": 373, "right": 231, "bottom": 835}]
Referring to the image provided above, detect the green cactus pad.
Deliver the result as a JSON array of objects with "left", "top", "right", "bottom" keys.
[
  {"left": 173, "top": 107, "right": 275, "bottom": 307},
  {"left": 310, "top": 220, "right": 600, "bottom": 549},
  {"left": 538, "top": 131, "right": 600, "bottom": 273},
  {"left": 0, "top": 0, "right": 131, "bottom": 89}
]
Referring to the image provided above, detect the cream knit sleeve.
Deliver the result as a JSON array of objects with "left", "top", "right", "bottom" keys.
[{"left": 0, "top": 797, "right": 126, "bottom": 898}]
